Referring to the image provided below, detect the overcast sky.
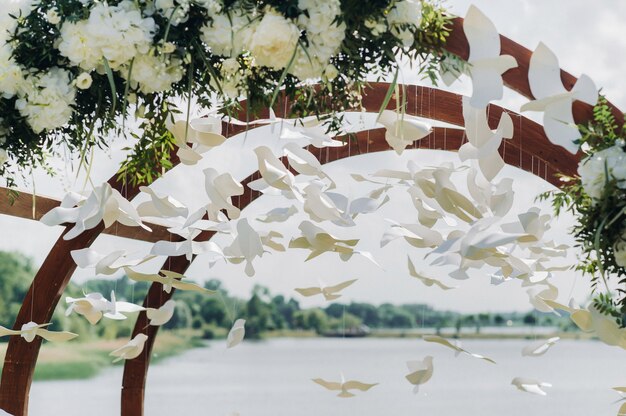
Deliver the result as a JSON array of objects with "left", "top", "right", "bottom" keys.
[{"left": 1, "top": 1, "right": 624, "bottom": 313}]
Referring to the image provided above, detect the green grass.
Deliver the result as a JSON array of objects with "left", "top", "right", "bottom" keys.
[{"left": 0, "top": 331, "right": 204, "bottom": 382}]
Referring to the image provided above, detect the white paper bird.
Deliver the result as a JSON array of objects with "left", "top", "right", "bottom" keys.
[
  {"left": 295, "top": 279, "right": 358, "bottom": 301},
  {"left": 312, "top": 375, "right": 378, "bottom": 398},
  {"left": 204, "top": 167, "right": 244, "bottom": 221},
  {"left": 613, "top": 387, "right": 626, "bottom": 416},
  {"left": 110, "top": 333, "right": 149, "bottom": 363},
  {"left": 0, "top": 322, "right": 77, "bottom": 343},
  {"left": 248, "top": 146, "right": 298, "bottom": 196},
  {"left": 223, "top": 219, "right": 266, "bottom": 277},
  {"left": 168, "top": 114, "right": 226, "bottom": 165},
  {"left": 136, "top": 186, "right": 189, "bottom": 219},
  {"left": 283, "top": 143, "right": 336, "bottom": 188},
  {"left": 511, "top": 377, "right": 552, "bottom": 396},
  {"left": 462, "top": 5, "right": 517, "bottom": 108},
  {"left": 407, "top": 257, "right": 457, "bottom": 291},
  {"left": 41, "top": 184, "right": 150, "bottom": 240},
  {"left": 377, "top": 110, "right": 431, "bottom": 155},
  {"left": 527, "top": 283, "right": 558, "bottom": 313},
  {"left": 125, "top": 267, "right": 215, "bottom": 295},
  {"left": 66, "top": 291, "right": 145, "bottom": 325},
  {"left": 289, "top": 221, "right": 379, "bottom": 265},
  {"left": 257, "top": 205, "right": 299, "bottom": 223},
  {"left": 460, "top": 97, "right": 514, "bottom": 181},
  {"left": 71, "top": 248, "right": 155, "bottom": 276},
  {"left": 146, "top": 300, "right": 177, "bottom": 326},
  {"left": 521, "top": 337, "right": 560, "bottom": 357},
  {"left": 521, "top": 42, "right": 598, "bottom": 153},
  {"left": 280, "top": 120, "right": 345, "bottom": 148},
  {"left": 226, "top": 319, "right": 246, "bottom": 348},
  {"left": 382, "top": 220, "right": 444, "bottom": 249},
  {"left": 423, "top": 335, "right": 495, "bottom": 363},
  {"left": 405, "top": 356, "right": 434, "bottom": 393}
]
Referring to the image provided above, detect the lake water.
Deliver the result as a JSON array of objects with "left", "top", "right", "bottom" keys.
[{"left": 29, "top": 338, "right": 626, "bottom": 416}]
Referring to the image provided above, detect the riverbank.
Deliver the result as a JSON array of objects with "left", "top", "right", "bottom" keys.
[
  {"left": 0, "top": 330, "right": 202, "bottom": 381},
  {"left": 0, "top": 327, "right": 594, "bottom": 382}
]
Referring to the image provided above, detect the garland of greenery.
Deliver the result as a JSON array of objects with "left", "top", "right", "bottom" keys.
[
  {"left": 539, "top": 98, "right": 626, "bottom": 326},
  {"left": 0, "top": 0, "right": 452, "bottom": 188}
]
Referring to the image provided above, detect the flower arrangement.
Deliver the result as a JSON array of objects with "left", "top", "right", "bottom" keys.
[
  {"left": 540, "top": 98, "right": 626, "bottom": 325},
  {"left": 0, "top": 0, "right": 452, "bottom": 187}
]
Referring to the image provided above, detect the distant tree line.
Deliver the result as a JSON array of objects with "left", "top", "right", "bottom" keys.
[{"left": 0, "top": 251, "right": 575, "bottom": 341}]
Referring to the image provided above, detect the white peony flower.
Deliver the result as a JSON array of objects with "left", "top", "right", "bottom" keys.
[
  {"left": 200, "top": 9, "right": 256, "bottom": 57},
  {"left": 249, "top": 11, "right": 300, "bottom": 70},
  {"left": 16, "top": 67, "right": 76, "bottom": 133},
  {"left": 75, "top": 72, "right": 93, "bottom": 90},
  {"left": 155, "top": 0, "right": 190, "bottom": 26},
  {"left": 58, "top": 1, "right": 156, "bottom": 70},
  {"left": 578, "top": 144, "right": 626, "bottom": 202},
  {"left": 290, "top": 0, "right": 344, "bottom": 80},
  {"left": 387, "top": 0, "right": 422, "bottom": 47},
  {"left": 120, "top": 52, "right": 184, "bottom": 94},
  {"left": 0, "top": 44, "right": 25, "bottom": 98}
]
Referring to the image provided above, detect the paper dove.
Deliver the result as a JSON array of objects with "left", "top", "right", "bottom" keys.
[
  {"left": 280, "top": 121, "right": 345, "bottom": 148},
  {"left": 227, "top": 319, "right": 246, "bottom": 348},
  {"left": 146, "top": 300, "right": 176, "bottom": 326},
  {"left": 466, "top": 169, "right": 514, "bottom": 218},
  {"left": 407, "top": 257, "right": 457, "bottom": 291},
  {"left": 527, "top": 283, "right": 558, "bottom": 313},
  {"left": 511, "top": 377, "right": 552, "bottom": 396},
  {"left": 546, "top": 301, "right": 626, "bottom": 349},
  {"left": 125, "top": 267, "right": 215, "bottom": 295},
  {"left": 257, "top": 205, "right": 299, "bottom": 223},
  {"left": 71, "top": 248, "right": 155, "bottom": 275},
  {"left": 295, "top": 279, "right": 358, "bottom": 301},
  {"left": 110, "top": 333, "right": 149, "bottom": 363},
  {"left": 462, "top": 5, "right": 517, "bottom": 108},
  {"left": 382, "top": 221, "right": 444, "bottom": 249},
  {"left": 521, "top": 42, "right": 597, "bottom": 153},
  {"left": 501, "top": 207, "right": 551, "bottom": 243},
  {"left": 521, "top": 337, "right": 560, "bottom": 357},
  {"left": 405, "top": 356, "right": 434, "bottom": 393},
  {"left": 283, "top": 143, "right": 335, "bottom": 188},
  {"left": 41, "top": 184, "right": 150, "bottom": 240},
  {"left": 204, "top": 168, "right": 244, "bottom": 221},
  {"left": 223, "top": 219, "right": 266, "bottom": 277},
  {"left": 248, "top": 146, "right": 298, "bottom": 195},
  {"left": 312, "top": 375, "right": 378, "bottom": 398},
  {"left": 289, "top": 221, "right": 379, "bottom": 265},
  {"left": 613, "top": 387, "right": 626, "bottom": 416},
  {"left": 136, "top": 186, "right": 188, "bottom": 219},
  {"left": 460, "top": 97, "right": 513, "bottom": 181},
  {"left": 66, "top": 291, "right": 145, "bottom": 324},
  {"left": 377, "top": 110, "right": 431, "bottom": 155},
  {"left": 0, "top": 322, "right": 77, "bottom": 343},
  {"left": 168, "top": 114, "right": 226, "bottom": 165},
  {"left": 423, "top": 335, "right": 496, "bottom": 363}
]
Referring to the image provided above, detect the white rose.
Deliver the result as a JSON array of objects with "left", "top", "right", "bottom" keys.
[
  {"left": 221, "top": 58, "right": 240, "bottom": 75},
  {"left": 387, "top": 0, "right": 422, "bottom": 47},
  {"left": 46, "top": 8, "right": 61, "bottom": 25},
  {"left": 614, "top": 233, "right": 626, "bottom": 268},
  {"left": 578, "top": 144, "right": 626, "bottom": 202},
  {"left": 75, "top": 72, "right": 93, "bottom": 90},
  {"left": 249, "top": 12, "right": 300, "bottom": 70}
]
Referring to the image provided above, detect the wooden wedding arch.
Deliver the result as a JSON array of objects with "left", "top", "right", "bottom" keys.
[{"left": 0, "top": 16, "right": 623, "bottom": 416}]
